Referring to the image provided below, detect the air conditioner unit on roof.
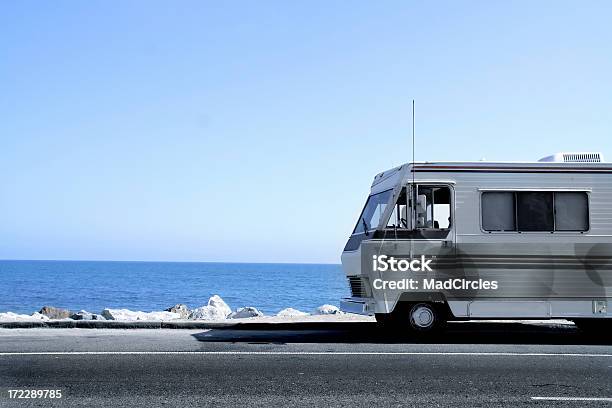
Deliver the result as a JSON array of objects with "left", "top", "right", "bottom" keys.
[{"left": 538, "top": 152, "right": 604, "bottom": 163}]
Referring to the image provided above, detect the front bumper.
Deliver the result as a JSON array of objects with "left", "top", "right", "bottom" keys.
[{"left": 340, "top": 297, "right": 375, "bottom": 316}]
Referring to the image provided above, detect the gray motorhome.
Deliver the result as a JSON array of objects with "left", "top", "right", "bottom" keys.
[{"left": 340, "top": 152, "right": 612, "bottom": 331}]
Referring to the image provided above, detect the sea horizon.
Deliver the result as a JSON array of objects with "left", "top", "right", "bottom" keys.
[
  {"left": 0, "top": 258, "right": 341, "bottom": 266},
  {"left": 0, "top": 260, "right": 348, "bottom": 316}
]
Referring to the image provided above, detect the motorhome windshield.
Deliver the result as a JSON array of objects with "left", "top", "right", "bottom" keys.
[{"left": 353, "top": 190, "right": 392, "bottom": 234}]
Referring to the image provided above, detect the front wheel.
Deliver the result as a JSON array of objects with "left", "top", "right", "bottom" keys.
[
  {"left": 376, "top": 302, "right": 446, "bottom": 333},
  {"left": 409, "top": 303, "right": 443, "bottom": 332}
]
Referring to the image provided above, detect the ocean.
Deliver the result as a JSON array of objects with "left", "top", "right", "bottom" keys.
[{"left": 0, "top": 260, "right": 349, "bottom": 315}]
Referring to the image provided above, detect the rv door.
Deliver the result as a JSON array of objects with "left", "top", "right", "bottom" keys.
[{"left": 408, "top": 184, "right": 456, "bottom": 271}]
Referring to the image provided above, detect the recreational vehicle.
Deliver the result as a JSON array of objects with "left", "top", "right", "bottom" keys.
[{"left": 340, "top": 152, "right": 612, "bottom": 331}]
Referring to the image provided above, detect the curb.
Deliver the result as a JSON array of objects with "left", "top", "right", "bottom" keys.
[
  {"left": 0, "top": 320, "right": 578, "bottom": 331},
  {"left": 0, "top": 321, "right": 374, "bottom": 330},
  {"left": 0, "top": 321, "right": 235, "bottom": 329}
]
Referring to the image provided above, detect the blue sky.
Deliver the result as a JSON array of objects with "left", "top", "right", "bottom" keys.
[{"left": 1, "top": 1, "right": 611, "bottom": 263}]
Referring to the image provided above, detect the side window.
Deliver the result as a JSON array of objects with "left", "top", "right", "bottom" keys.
[
  {"left": 554, "top": 192, "right": 588, "bottom": 231},
  {"left": 482, "top": 192, "right": 516, "bottom": 231},
  {"left": 481, "top": 191, "right": 589, "bottom": 232},
  {"left": 517, "top": 192, "right": 554, "bottom": 231},
  {"left": 416, "top": 186, "right": 451, "bottom": 229}
]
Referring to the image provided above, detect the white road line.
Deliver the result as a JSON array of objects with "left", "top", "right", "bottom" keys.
[
  {"left": 531, "top": 397, "right": 612, "bottom": 402},
  {"left": 0, "top": 351, "right": 611, "bottom": 357}
]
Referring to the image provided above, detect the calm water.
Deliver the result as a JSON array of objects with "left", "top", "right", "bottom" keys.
[{"left": 0, "top": 261, "right": 348, "bottom": 315}]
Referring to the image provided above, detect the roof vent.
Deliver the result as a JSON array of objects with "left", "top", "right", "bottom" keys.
[{"left": 538, "top": 152, "right": 604, "bottom": 163}]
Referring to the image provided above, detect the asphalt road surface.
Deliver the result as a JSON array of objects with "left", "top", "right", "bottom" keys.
[{"left": 1, "top": 321, "right": 611, "bottom": 407}]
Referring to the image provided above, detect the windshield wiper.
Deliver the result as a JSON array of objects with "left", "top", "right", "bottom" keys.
[{"left": 362, "top": 217, "right": 370, "bottom": 236}]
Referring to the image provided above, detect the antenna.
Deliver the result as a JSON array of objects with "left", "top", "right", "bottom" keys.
[
  {"left": 412, "top": 99, "right": 415, "bottom": 186},
  {"left": 411, "top": 100, "right": 416, "bottom": 231}
]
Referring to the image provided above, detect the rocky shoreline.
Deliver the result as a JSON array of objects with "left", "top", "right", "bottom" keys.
[{"left": 0, "top": 295, "right": 343, "bottom": 322}]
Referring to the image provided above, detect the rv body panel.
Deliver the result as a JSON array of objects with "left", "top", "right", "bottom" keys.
[{"left": 341, "top": 161, "right": 612, "bottom": 320}]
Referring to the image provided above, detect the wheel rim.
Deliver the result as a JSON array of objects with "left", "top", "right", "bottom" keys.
[{"left": 410, "top": 304, "right": 435, "bottom": 329}]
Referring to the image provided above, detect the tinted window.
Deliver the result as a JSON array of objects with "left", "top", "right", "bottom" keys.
[
  {"left": 516, "top": 192, "right": 554, "bottom": 231},
  {"left": 482, "top": 191, "right": 589, "bottom": 233},
  {"left": 482, "top": 192, "right": 516, "bottom": 231},
  {"left": 554, "top": 192, "right": 588, "bottom": 231}
]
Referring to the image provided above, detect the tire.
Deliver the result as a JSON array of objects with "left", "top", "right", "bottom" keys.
[
  {"left": 408, "top": 303, "right": 443, "bottom": 332},
  {"left": 376, "top": 302, "right": 446, "bottom": 333}
]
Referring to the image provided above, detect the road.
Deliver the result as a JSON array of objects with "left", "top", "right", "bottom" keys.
[{"left": 1, "top": 321, "right": 611, "bottom": 407}]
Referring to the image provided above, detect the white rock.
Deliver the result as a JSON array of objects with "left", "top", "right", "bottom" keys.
[
  {"left": 0, "top": 312, "right": 50, "bottom": 322},
  {"left": 313, "top": 304, "right": 343, "bottom": 315},
  {"left": 39, "top": 306, "right": 72, "bottom": 319},
  {"left": 70, "top": 310, "right": 106, "bottom": 321},
  {"left": 229, "top": 307, "right": 264, "bottom": 319},
  {"left": 189, "top": 306, "right": 225, "bottom": 320},
  {"left": 276, "top": 307, "right": 309, "bottom": 317},
  {"left": 189, "top": 295, "right": 232, "bottom": 320},
  {"left": 31, "top": 312, "right": 50, "bottom": 321},
  {"left": 164, "top": 304, "right": 190, "bottom": 319},
  {"left": 101, "top": 309, "right": 181, "bottom": 321},
  {"left": 208, "top": 295, "right": 232, "bottom": 316}
]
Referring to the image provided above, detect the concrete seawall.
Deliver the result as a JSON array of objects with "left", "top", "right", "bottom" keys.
[{"left": 0, "top": 314, "right": 375, "bottom": 329}]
